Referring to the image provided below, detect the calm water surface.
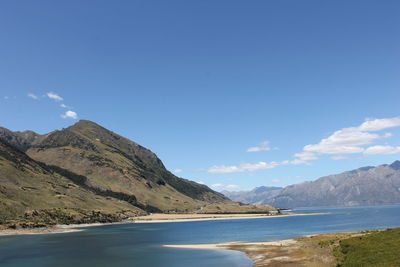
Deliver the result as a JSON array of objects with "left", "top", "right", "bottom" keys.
[{"left": 1, "top": 205, "right": 400, "bottom": 267}]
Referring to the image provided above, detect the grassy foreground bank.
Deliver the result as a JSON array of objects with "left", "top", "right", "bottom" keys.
[
  {"left": 167, "top": 228, "right": 400, "bottom": 266},
  {"left": 335, "top": 228, "right": 400, "bottom": 267},
  {"left": 228, "top": 228, "right": 400, "bottom": 266}
]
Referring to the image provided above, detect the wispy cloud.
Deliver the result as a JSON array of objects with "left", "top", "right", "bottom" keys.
[
  {"left": 47, "top": 92, "right": 63, "bottom": 101},
  {"left": 27, "top": 93, "right": 39, "bottom": 100},
  {"left": 364, "top": 145, "right": 400, "bottom": 155},
  {"left": 203, "top": 117, "right": 400, "bottom": 174},
  {"left": 331, "top": 155, "right": 350, "bottom": 160},
  {"left": 293, "top": 151, "right": 318, "bottom": 161},
  {"left": 294, "top": 117, "right": 400, "bottom": 161},
  {"left": 196, "top": 181, "right": 205, "bottom": 185},
  {"left": 60, "top": 103, "right": 68, "bottom": 108},
  {"left": 247, "top": 141, "right": 275, "bottom": 152},
  {"left": 61, "top": 110, "right": 78, "bottom": 119},
  {"left": 207, "top": 159, "right": 304, "bottom": 173},
  {"left": 359, "top": 117, "right": 400, "bottom": 131},
  {"left": 3, "top": 96, "right": 9, "bottom": 100},
  {"left": 211, "top": 183, "right": 240, "bottom": 190},
  {"left": 173, "top": 169, "right": 183, "bottom": 173},
  {"left": 271, "top": 179, "right": 280, "bottom": 183}
]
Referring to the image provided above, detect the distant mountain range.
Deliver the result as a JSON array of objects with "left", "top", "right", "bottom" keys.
[
  {"left": 223, "top": 161, "right": 400, "bottom": 208},
  {"left": 222, "top": 186, "right": 282, "bottom": 205},
  {"left": 0, "top": 120, "right": 275, "bottom": 226}
]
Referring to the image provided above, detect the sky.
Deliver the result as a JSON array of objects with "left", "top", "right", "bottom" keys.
[{"left": 1, "top": 0, "right": 399, "bottom": 192}]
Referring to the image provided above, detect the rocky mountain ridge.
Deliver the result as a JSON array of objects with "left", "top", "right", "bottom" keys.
[
  {"left": 223, "top": 161, "right": 400, "bottom": 208},
  {"left": 0, "top": 120, "right": 275, "bottom": 226}
]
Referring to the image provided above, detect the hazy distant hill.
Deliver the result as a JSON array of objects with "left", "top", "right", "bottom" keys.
[
  {"left": 0, "top": 120, "right": 275, "bottom": 224},
  {"left": 222, "top": 186, "right": 282, "bottom": 204},
  {"left": 263, "top": 161, "right": 400, "bottom": 208},
  {"left": 223, "top": 161, "right": 400, "bottom": 208}
]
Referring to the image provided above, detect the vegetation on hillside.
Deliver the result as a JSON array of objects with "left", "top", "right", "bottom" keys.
[
  {"left": 0, "top": 120, "right": 277, "bottom": 229},
  {"left": 0, "top": 138, "right": 146, "bottom": 228}
]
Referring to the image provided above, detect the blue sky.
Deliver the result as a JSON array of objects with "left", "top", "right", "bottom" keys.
[{"left": 1, "top": 0, "right": 399, "bottom": 191}]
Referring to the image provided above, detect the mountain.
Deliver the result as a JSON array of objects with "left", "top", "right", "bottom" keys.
[
  {"left": 0, "top": 127, "right": 40, "bottom": 152},
  {"left": 222, "top": 186, "right": 283, "bottom": 204},
  {"left": 260, "top": 161, "right": 400, "bottom": 208},
  {"left": 0, "top": 120, "right": 275, "bottom": 222},
  {"left": 0, "top": 137, "right": 146, "bottom": 226}
]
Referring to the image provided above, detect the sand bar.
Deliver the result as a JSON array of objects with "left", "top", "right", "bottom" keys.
[
  {"left": 133, "top": 212, "right": 324, "bottom": 223},
  {"left": 163, "top": 233, "right": 360, "bottom": 267},
  {"left": 163, "top": 239, "right": 298, "bottom": 250},
  {"left": 163, "top": 232, "right": 362, "bottom": 267}
]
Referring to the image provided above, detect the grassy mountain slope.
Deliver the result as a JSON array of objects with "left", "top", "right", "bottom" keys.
[
  {"left": 0, "top": 138, "right": 145, "bottom": 226},
  {"left": 16, "top": 120, "right": 274, "bottom": 214}
]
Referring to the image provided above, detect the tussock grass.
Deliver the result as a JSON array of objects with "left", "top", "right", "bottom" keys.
[{"left": 336, "top": 228, "right": 400, "bottom": 267}]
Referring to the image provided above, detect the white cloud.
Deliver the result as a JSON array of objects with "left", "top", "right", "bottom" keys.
[
  {"left": 364, "top": 145, "right": 400, "bottom": 155},
  {"left": 303, "top": 130, "right": 379, "bottom": 154},
  {"left": 294, "top": 117, "right": 400, "bottom": 161},
  {"left": 60, "top": 104, "right": 68, "bottom": 108},
  {"left": 47, "top": 92, "right": 63, "bottom": 101},
  {"left": 204, "top": 117, "right": 400, "bottom": 175},
  {"left": 293, "top": 151, "right": 318, "bottom": 161},
  {"left": 211, "top": 183, "right": 240, "bottom": 191},
  {"left": 358, "top": 117, "right": 400, "bottom": 132},
  {"left": 61, "top": 110, "right": 78, "bottom": 119},
  {"left": 290, "top": 159, "right": 310, "bottom": 165},
  {"left": 196, "top": 181, "right": 205, "bottom": 185},
  {"left": 271, "top": 179, "right": 280, "bottom": 183},
  {"left": 27, "top": 93, "right": 39, "bottom": 100},
  {"left": 173, "top": 169, "right": 183, "bottom": 173},
  {"left": 207, "top": 160, "right": 303, "bottom": 173},
  {"left": 331, "top": 155, "right": 349, "bottom": 160},
  {"left": 225, "top": 184, "right": 240, "bottom": 190},
  {"left": 247, "top": 141, "right": 273, "bottom": 152}
]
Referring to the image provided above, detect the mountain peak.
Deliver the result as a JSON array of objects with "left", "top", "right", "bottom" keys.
[
  {"left": 253, "top": 186, "right": 282, "bottom": 194},
  {"left": 69, "top": 120, "right": 104, "bottom": 130},
  {"left": 390, "top": 160, "right": 400, "bottom": 170}
]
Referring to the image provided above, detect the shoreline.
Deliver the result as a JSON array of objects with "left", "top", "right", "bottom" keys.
[
  {"left": 0, "top": 221, "right": 130, "bottom": 237},
  {"left": 163, "top": 231, "right": 365, "bottom": 267},
  {"left": 132, "top": 212, "right": 324, "bottom": 223},
  {"left": 163, "top": 239, "right": 298, "bottom": 250},
  {"left": 0, "top": 212, "right": 324, "bottom": 236}
]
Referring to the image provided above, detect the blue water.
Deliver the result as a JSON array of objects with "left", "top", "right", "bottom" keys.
[{"left": 1, "top": 205, "right": 400, "bottom": 267}]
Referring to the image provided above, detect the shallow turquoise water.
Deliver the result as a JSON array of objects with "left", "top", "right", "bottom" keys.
[{"left": 1, "top": 205, "right": 400, "bottom": 267}]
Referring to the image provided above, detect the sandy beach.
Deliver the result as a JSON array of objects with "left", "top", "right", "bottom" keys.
[
  {"left": 0, "top": 221, "right": 128, "bottom": 236},
  {"left": 163, "top": 239, "right": 298, "bottom": 250},
  {"left": 132, "top": 212, "right": 322, "bottom": 223},
  {"left": 0, "top": 225, "right": 85, "bottom": 236}
]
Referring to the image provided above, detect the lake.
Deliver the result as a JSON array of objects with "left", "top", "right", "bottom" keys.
[{"left": 1, "top": 205, "right": 400, "bottom": 267}]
